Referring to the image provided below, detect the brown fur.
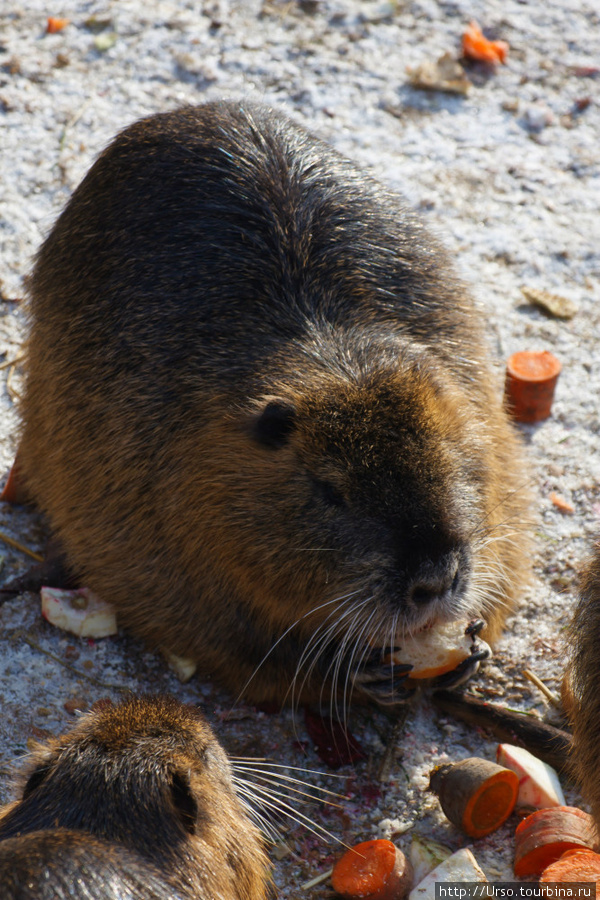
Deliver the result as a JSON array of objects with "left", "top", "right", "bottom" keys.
[
  {"left": 19, "top": 100, "right": 531, "bottom": 707},
  {"left": 0, "top": 831, "right": 185, "bottom": 900},
  {"left": 567, "top": 544, "right": 600, "bottom": 827},
  {"left": 0, "top": 696, "right": 270, "bottom": 900}
]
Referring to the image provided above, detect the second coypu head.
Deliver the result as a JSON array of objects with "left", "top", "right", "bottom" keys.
[{"left": 0, "top": 696, "right": 270, "bottom": 900}]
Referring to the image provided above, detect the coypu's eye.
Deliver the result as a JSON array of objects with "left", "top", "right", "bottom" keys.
[
  {"left": 251, "top": 398, "right": 296, "bottom": 449},
  {"left": 315, "top": 479, "right": 346, "bottom": 509},
  {"left": 170, "top": 771, "right": 199, "bottom": 835}
]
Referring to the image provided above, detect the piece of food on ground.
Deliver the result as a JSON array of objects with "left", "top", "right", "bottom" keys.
[
  {"left": 331, "top": 839, "right": 412, "bottom": 900},
  {"left": 496, "top": 743, "right": 565, "bottom": 810},
  {"left": 388, "top": 621, "right": 490, "bottom": 681},
  {"left": 429, "top": 757, "right": 519, "bottom": 838},
  {"left": 41, "top": 586, "right": 118, "bottom": 638},
  {"left": 514, "top": 806, "right": 599, "bottom": 878},
  {"left": 540, "top": 848, "right": 600, "bottom": 882},
  {"left": 462, "top": 21, "right": 508, "bottom": 65},
  {"left": 163, "top": 650, "right": 198, "bottom": 683},
  {"left": 409, "top": 835, "right": 452, "bottom": 886},
  {"left": 408, "top": 848, "right": 487, "bottom": 900}
]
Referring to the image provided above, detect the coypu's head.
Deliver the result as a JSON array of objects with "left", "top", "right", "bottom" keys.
[
  {"left": 0, "top": 696, "right": 270, "bottom": 900},
  {"left": 188, "top": 336, "right": 500, "bottom": 702}
]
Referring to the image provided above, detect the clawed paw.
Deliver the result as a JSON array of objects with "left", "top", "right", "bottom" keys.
[
  {"left": 351, "top": 651, "right": 416, "bottom": 706},
  {"left": 431, "top": 644, "right": 491, "bottom": 690}
]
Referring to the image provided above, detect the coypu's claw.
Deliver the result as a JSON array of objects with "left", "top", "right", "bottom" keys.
[
  {"left": 431, "top": 645, "right": 492, "bottom": 690},
  {"left": 352, "top": 655, "right": 416, "bottom": 706},
  {"left": 465, "top": 618, "right": 486, "bottom": 637}
]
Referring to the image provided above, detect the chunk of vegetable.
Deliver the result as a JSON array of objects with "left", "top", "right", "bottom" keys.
[
  {"left": 41, "top": 586, "right": 117, "bottom": 638},
  {"left": 496, "top": 743, "right": 565, "bottom": 809},
  {"left": 540, "top": 848, "right": 600, "bottom": 882},
  {"left": 409, "top": 835, "right": 452, "bottom": 886},
  {"left": 409, "top": 849, "right": 487, "bottom": 900},
  {"left": 514, "top": 806, "right": 598, "bottom": 878},
  {"left": 332, "top": 840, "right": 412, "bottom": 900},
  {"left": 429, "top": 757, "right": 518, "bottom": 838}
]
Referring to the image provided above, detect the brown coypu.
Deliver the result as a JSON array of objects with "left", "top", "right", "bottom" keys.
[
  {"left": 566, "top": 544, "right": 600, "bottom": 828},
  {"left": 0, "top": 695, "right": 270, "bottom": 900},
  {"left": 18, "top": 100, "right": 530, "bottom": 708}
]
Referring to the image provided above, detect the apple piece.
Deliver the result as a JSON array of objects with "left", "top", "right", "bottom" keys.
[
  {"left": 496, "top": 743, "right": 565, "bottom": 809},
  {"left": 389, "top": 621, "right": 490, "bottom": 680},
  {"left": 41, "top": 586, "right": 117, "bottom": 639}
]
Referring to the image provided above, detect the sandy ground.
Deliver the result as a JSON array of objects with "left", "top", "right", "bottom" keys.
[{"left": 1, "top": 0, "right": 599, "bottom": 892}]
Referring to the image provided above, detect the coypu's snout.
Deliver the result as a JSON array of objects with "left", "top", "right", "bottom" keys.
[{"left": 405, "top": 545, "right": 472, "bottom": 614}]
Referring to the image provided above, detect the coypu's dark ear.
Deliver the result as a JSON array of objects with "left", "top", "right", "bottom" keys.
[
  {"left": 170, "top": 771, "right": 199, "bottom": 835},
  {"left": 22, "top": 761, "right": 53, "bottom": 799},
  {"left": 251, "top": 398, "right": 296, "bottom": 449}
]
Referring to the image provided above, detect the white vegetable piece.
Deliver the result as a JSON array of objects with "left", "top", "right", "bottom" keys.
[
  {"left": 164, "top": 650, "right": 198, "bottom": 683},
  {"left": 409, "top": 848, "right": 487, "bottom": 900},
  {"left": 496, "top": 743, "right": 565, "bottom": 809},
  {"left": 409, "top": 835, "right": 452, "bottom": 886},
  {"left": 41, "top": 586, "right": 117, "bottom": 639}
]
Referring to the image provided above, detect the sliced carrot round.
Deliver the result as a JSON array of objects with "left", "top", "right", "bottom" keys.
[
  {"left": 504, "top": 351, "right": 562, "bottom": 423},
  {"left": 464, "top": 772, "right": 519, "bottom": 837},
  {"left": 514, "top": 806, "right": 598, "bottom": 878},
  {"left": 429, "top": 758, "right": 518, "bottom": 839},
  {"left": 540, "top": 848, "right": 600, "bottom": 882},
  {"left": 332, "top": 840, "right": 411, "bottom": 900},
  {"left": 507, "top": 350, "right": 562, "bottom": 383}
]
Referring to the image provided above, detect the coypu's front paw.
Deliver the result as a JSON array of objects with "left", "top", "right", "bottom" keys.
[
  {"left": 431, "top": 643, "right": 492, "bottom": 690},
  {"left": 352, "top": 652, "right": 416, "bottom": 707}
]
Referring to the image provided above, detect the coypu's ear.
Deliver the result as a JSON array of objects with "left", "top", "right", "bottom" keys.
[
  {"left": 21, "top": 760, "right": 53, "bottom": 799},
  {"left": 170, "top": 771, "right": 199, "bottom": 835},
  {"left": 251, "top": 398, "right": 296, "bottom": 449}
]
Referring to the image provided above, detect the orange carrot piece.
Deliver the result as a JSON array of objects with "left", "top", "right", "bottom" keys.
[
  {"left": 504, "top": 350, "right": 562, "bottom": 423},
  {"left": 429, "top": 758, "right": 518, "bottom": 839},
  {"left": 332, "top": 840, "right": 412, "bottom": 900},
  {"left": 462, "top": 21, "right": 508, "bottom": 66},
  {"left": 540, "top": 848, "right": 600, "bottom": 882},
  {"left": 514, "top": 806, "right": 598, "bottom": 878},
  {"left": 46, "top": 16, "right": 70, "bottom": 33},
  {"left": 549, "top": 492, "right": 575, "bottom": 515}
]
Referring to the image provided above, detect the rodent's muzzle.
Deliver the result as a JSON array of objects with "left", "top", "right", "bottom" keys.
[{"left": 403, "top": 545, "right": 472, "bottom": 616}]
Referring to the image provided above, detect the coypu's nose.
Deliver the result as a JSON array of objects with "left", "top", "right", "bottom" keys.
[{"left": 406, "top": 547, "right": 470, "bottom": 609}]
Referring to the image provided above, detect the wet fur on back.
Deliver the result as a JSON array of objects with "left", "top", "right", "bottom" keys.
[{"left": 19, "top": 100, "right": 531, "bottom": 707}]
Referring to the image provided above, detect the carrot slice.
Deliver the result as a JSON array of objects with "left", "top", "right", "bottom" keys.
[
  {"left": 46, "top": 17, "right": 70, "bottom": 33},
  {"left": 462, "top": 21, "right": 509, "bottom": 66},
  {"left": 504, "top": 351, "right": 562, "bottom": 423},
  {"left": 429, "top": 758, "right": 518, "bottom": 839},
  {"left": 331, "top": 840, "right": 412, "bottom": 900},
  {"left": 540, "top": 848, "right": 600, "bottom": 882},
  {"left": 514, "top": 806, "right": 598, "bottom": 878}
]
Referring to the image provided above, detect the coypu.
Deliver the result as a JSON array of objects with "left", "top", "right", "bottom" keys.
[
  {"left": 18, "top": 100, "right": 530, "bottom": 708},
  {"left": 0, "top": 695, "right": 270, "bottom": 899},
  {"left": 567, "top": 544, "right": 600, "bottom": 828}
]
